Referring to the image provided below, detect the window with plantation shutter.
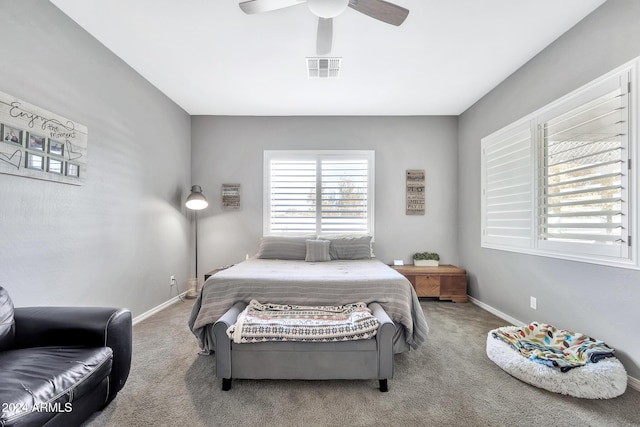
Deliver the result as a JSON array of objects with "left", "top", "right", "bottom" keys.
[
  {"left": 481, "top": 64, "right": 637, "bottom": 269},
  {"left": 538, "top": 82, "right": 629, "bottom": 259},
  {"left": 264, "top": 150, "right": 374, "bottom": 236}
]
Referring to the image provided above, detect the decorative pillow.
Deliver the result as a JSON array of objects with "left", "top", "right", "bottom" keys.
[
  {"left": 0, "top": 286, "right": 15, "bottom": 351},
  {"left": 305, "top": 239, "right": 331, "bottom": 262},
  {"left": 255, "top": 235, "right": 316, "bottom": 260},
  {"left": 326, "top": 235, "right": 374, "bottom": 260}
]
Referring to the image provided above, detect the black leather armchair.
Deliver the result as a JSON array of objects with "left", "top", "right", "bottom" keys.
[{"left": 0, "top": 286, "right": 132, "bottom": 427}]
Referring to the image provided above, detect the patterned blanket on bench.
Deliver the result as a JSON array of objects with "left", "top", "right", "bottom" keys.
[
  {"left": 227, "top": 299, "right": 380, "bottom": 344},
  {"left": 491, "top": 322, "right": 615, "bottom": 372}
]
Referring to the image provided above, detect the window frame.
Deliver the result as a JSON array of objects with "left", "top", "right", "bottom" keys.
[
  {"left": 263, "top": 150, "right": 375, "bottom": 237},
  {"left": 481, "top": 60, "right": 638, "bottom": 269}
]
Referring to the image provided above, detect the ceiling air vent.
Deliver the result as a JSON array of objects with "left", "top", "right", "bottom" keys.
[{"left": 306, "top": 57, "right": 341, "bottom": 79}]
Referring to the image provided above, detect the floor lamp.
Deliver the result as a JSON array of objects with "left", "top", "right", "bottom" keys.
[{"left": 185, "top": 185, "right": 208, "bottom": 298}]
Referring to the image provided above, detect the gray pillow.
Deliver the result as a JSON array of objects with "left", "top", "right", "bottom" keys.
[
  {"left": 305, "top": 239, "right": 331, "bottom": 262},
  {"left": 327, "top": 235, "right": 374, "bottom": 260},
  {"left": 0, "top": 286, "right": 15, "bottom": 351},
  {"left": 256, "top": 235, "right": 315, "bottom": 260}
]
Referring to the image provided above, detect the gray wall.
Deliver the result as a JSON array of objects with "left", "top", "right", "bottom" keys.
[
  {"left": 191, "top": 116, "right": 459, "bottom": 273},
  {"left": 458, "top": 0, "right": 640, "bottom": 378},
  {"left": 0, "top": 1, "right": 192, "bottom": 316}
]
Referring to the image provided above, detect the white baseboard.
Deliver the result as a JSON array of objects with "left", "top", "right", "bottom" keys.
[
  {"left": 468, "top": 296, "right": 523, "bottom": 326},
  {"left": 468, "top": 295, "right": 640, "bottom": 393},
  {"left": 132, "top": 292, "right": 187, "bottom": 325}
]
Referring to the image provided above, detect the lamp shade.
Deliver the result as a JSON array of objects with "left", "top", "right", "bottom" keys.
[{"left": 185, "top": 185, "right": 208, "bottom": 210}]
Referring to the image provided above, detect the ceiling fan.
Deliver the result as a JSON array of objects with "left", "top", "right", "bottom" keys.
[{"left": 239, "top": 0, "right": 409, "bottom": 55}]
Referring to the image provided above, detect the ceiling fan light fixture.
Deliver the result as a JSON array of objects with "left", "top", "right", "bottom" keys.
[{"left": 307, "top": 0, "right": 349, "bottom": 18}]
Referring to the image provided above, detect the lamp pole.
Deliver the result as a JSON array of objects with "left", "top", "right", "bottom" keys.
[
  {"left": 194, "top": 209, "right": 199, "bottom": 277},
  {"left": 185, "top": 185, "right": 208, "bottom": 280}
]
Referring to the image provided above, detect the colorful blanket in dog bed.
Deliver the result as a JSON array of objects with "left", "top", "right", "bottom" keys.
[
  {"left": 227, "top": 299, "right": 379, "bottom": 344},
  {"left": 491, "top": 322, "right": 615, "bottom": 372}
]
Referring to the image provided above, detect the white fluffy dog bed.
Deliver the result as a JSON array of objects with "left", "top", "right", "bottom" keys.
[{"left": 486, "top": 327, "right": 627, "bottom": 399}]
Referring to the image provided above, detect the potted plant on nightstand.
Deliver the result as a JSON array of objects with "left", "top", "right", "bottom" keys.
[{"left": 413, "top": 252, "right": 440, "bottom": 267}]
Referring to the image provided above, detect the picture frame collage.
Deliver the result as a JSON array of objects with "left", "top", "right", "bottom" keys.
[
  {"left": 1, "top": 122, "right": 80, "bottom": 178},
  {"left": 0, "top": 89, "right": 88, "bottom": 186}
]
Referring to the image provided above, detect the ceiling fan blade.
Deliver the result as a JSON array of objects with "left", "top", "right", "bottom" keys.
[
  {"left": 239, "top": 0, "right": 306, "bottom": 14},
  {"left": 348, "top": 0, "right": 408, "bottom": 26},
  {"left": 316, "top": 17, "right": 333, "bottom": 55}
]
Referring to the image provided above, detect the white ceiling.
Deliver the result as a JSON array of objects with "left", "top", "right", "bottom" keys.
[{"left": 49, "top": 0, "right": 606, "bottom": 116}]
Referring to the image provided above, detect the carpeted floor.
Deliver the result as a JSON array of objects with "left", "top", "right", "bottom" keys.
[{"left": 84, "top": 299, "right": 640, "bottom": 427}]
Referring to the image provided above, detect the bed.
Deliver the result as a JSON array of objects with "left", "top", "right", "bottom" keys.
[{"left": 188, "top": 257, "right": 429, "bottom": 354}]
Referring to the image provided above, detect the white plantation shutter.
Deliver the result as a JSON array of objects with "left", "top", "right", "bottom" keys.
[
  {"left": 481, "top": 123, "right": 533, "bottom": 248},
  {"left": 538, "top": 78, "right": 629, "bottom": 258},
  {"left": 480, "top": 66, "right": 635, "bottom": 268},
  {"left": 265, "top": 151, "right": 374, "bottom": 235},
  {"left": 321, "top": 159, "right": 369, "bottom": 233},
  {"left": 268, "top": 160, "right": 317, "bottom": 233}
]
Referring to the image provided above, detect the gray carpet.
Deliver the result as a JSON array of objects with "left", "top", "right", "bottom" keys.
[{"left": 85, "top": 299, "right": 640, "bottom": 427}]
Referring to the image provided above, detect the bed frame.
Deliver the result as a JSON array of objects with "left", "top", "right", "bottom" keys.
[{"left": 212, "top": 301, "right": 395, "bottom": 392}]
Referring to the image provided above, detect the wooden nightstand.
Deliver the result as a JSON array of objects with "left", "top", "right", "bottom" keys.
[{"left": 392, "top": 264, "right": 468, "bottom": 302}]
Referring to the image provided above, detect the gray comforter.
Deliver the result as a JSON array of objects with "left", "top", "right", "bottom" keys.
[{"left": 188, "top": 258, "right": 429, "bottom": 353}]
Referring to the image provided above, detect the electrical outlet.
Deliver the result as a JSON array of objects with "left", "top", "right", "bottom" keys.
[
  {"left": 530, "top": 296, "right": 537, "bottom": 310},
  {"left": 170, "top": 275, "right": 176, "bottom": 286}
]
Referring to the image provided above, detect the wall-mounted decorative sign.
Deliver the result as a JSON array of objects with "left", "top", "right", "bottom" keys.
[
  {"left": 0, "top": 90, "right": 88, "bottom": 185},
  {"left": 222, "top": 183, "right": 240, "bottom": 210},
  {"left": 406, "top": 169, "right": 425, "bottom": 215}
]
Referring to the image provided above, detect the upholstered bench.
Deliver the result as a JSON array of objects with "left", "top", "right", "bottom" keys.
[{"left": 212, "top": 302, "right": 395, "bottom": 392}]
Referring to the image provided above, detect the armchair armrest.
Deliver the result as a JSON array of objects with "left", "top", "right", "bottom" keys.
[{"left": 13, "top": 306, "right": 132, "bottom": 400}]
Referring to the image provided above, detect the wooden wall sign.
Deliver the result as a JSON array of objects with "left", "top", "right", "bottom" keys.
[
  {"left": 222, "top": 183, "right": 240, "bottom": 210},
  {"left": 406, "top": 169, "right": 425, "bottom": 215},
  {"left": 0, "top": 90, "right": 88, "bottom": 185}
]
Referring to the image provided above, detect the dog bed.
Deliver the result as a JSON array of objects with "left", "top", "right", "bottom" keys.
[{"left": 486, "top": 325, "right": 627, "bottom": 399}]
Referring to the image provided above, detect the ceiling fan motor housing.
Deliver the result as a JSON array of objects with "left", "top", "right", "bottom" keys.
[{"left": 307, "top": 0, "right": 349, "bottom": 18}]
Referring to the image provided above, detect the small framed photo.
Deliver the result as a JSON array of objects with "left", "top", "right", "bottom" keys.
[
  {"left": 67, "top": 163, "right": 80, "bottom": 178},
  {"left": 1, "top": 124, "right": 23, "bottom": 145},
  {"left": 48, "top": 140, "right": 65, "bottom": 157},
  {"left": 48, "top": 158, "right": 64, "bottom": 174},
  {"left": 26, "top": 152, "right": 45, "bottom": 170},
  {"left": 26, "top": 133, "right": 46, "bottom": 151}
]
